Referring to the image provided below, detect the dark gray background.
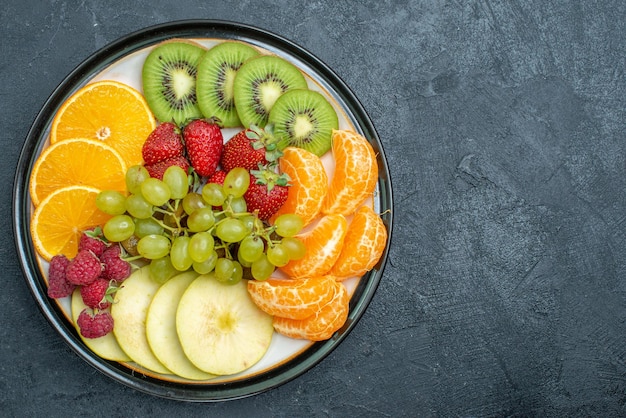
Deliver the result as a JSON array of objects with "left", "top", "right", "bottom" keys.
[{"left": 3, "top": 1, "right": 626, "bottom": 416}]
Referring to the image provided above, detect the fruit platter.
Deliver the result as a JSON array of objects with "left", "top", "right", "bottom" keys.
[{"left": 13, "top": 20, "right": 392, "bottom": 401}]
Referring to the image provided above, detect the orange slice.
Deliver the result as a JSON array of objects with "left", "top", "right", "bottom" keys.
[
  {"left": 50, "top": 80, "right": 156, "bottom": 167},
  {"left": 321, "top": 130, "right": 378, "bottom": 216},
  {"left": 247, "top": 275, "right": 337, "bottom": 319},
  {"left": 31, "top": 185, "right": 113, "bottom": 261},
  {"left": 29, "top": 138, "right": 127, "bottom": 206},
  {"left": 279, "top": 214, "right": 347, "bottom": 279},
  {"left": 273, "top": 281, "right": 349, "bottom": 341},
  {"left": 269, "top": 147, "right": 327, "bottom": 227},
  {"left": 330, "top": 205, "right": 388, "bottom": 280}
]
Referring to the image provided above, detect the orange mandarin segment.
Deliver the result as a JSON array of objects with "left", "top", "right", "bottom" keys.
[
  {"left": 321, "top": 129, "right": 378, "bottom": 216},
  {"left": 247, "top": 275, "right": 337, "bottom": 319},
  {"left": 330, "top": 205, "right": 388, "bottom": 280},
  {"left": 269, "top": 147, "right": 327, "bottom": 227},
  {"left": 279, "top": 214, "right": 348, "bottom": 279},
  {"left": 273, "top": 281, "right": 349, "bottom": 341},
  {"left": 50, "top": 80, "right": 156, "bottom": 167}
]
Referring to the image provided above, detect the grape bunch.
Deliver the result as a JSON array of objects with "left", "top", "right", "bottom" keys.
[{"left": 96, "top": 165, "right": 306, "bottom": 285}]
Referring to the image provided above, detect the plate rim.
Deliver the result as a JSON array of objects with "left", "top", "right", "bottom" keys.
[{"left": 12, "top": 19, "right": 394, "bottom": 402}]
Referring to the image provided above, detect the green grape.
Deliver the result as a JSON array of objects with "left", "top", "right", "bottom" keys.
[
  {"left": 137, "top": 234, "right": 171, "bottom": 259},
  {"left": 201, "top": 183, "right": 226, "bottom": 206},
  {"left": 182, "top": 192, "right": 207, "bottom": 215},
  {"left": 216, "top": 218, "right": 248, "bottom": 243},
  {"left": 223, "top": 261, "right": 243, "bottom": 285},
  {"left": 149, "top": 256, "right": 177, "bottom": 284},
  {"left": 239, "top": 214, "right": 256, "bottom": 232},
  {"left": 236, "top": 246, "right": 253, "bottom": 268},
  {"left": 134, "top": 217, "right": 164, "bottom": 238},
  {"left": 281, "top": 237, "right": 306, "bottom": 260},
  {"left": 96, "top": 190, "right": 127, "bottom": 215},
  {"left": 125, "top": 193, "right": 154, "bottom": 219},
  {"left": 215, "top": 258, "right": 234, "bottom": 282},
  {"left": 274, "top": 213, "right": 304, "bottom": 237},
  {"left": 251, "top": 254, "right": 275, "bottom": 281},
  {"left": 126, "top": 165, "right": 150, "bottom": 195},
  {"left": 188, "top": 232, "right": 215, "bottom": 262},
  {"left": 170, "top": 236, "right": 193, "bottom": 271},
  {"left": 163, "top": 203, "right": 184, "bottom": 228},
  {"left": 267, "top": 243, "right": 290, "bottom": 267},
  {"left": 103, "top": 214, "right": 135, "bottom": 242},
  {"left": 187, "top": 207, "right": 215, "bottom": 232},
  {"left": 141, "top": 178, "right": 171, "bottom": 206},
  {"left": 228, "top": 196, "right": 247, "bottom": 214},
  {"left": 238, "top": 235, "right": 265, "bottom": 263},
  {"left": 192, "top": 250, "right": 218, "bottom": 274},
  {"left": 223, "top": 167, "right": 250, "bottom": 198},
  {"left": 163, "top": 165, "right": 189, "bottom": 200}
]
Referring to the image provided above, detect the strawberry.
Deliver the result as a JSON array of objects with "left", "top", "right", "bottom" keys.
[
  {"left": 244, "top": 168, "right": 291, "bottom": 221},
  {"left": 142, "top": 122, "right": 184, "bottom": 165},
  {"left": 183, "top": 119, "right": 223, "bottom": 177},
  {"left": 208, "top": 169, "right": 226, "bottom": 185},
  {"left": 145, "top": 154, "right": 190, "bottom": 180},
  {"left": 221, "top": 125, "right": 281, "bottom": 172}
]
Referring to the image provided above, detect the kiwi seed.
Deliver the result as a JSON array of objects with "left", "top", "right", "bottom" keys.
[
  {"left": 233, "top": 55, "right": 308, "bottom": 128},
  {"left": 268, "top": 88, "right": 339, "bottom": 156},
  {"left": 196, "top": 41, "right": 260, "bottom": 128},
  {"left": 142, "top": 40, "right": 206, "bottom": 125}
]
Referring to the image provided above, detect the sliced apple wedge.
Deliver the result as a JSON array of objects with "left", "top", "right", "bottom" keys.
[
  {"left": 145, "top": 271, "right": 215, "bottom": 381},
  {"left": 110, "top": 266, "right": 171, "bottom": 375},
  {"left": 176, "top": 273, "right": 274, "bottom": 376},
  {"left": 70, "top": 288, "right": 131, "bottom": 362}
]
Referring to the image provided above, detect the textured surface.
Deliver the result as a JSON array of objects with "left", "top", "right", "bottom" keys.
[{"left": 3, "top": 1, "right": 626, "bottom": 416}]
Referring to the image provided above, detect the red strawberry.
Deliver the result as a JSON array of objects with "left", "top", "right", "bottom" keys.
[
  {"left": 183, "top": 119, "right": 223, "bottom": 177},
  {"left": 66, "top": 249, "right": 103, "bottom": 286},
  {"left": 145, "top": 154, "right": 190, "bottom": 180},
  {"left": 47, "top": 254, "right": 75, "bottom": 299},
  {"left": 77, "top": 309, "right": 114, "bottom": 339},
  {"left": 208, "top": 169, "right": 226, "bottom": 185},
  {"left": 78, "top": 227, "right": 108, "bottom": 257},
  {"left": 221, "top": 125, "right": 281, "bottom": 172},
  {"left": 244, "top": 168, "right": 291, "bottom": 221},
  {"left": 142, "top": 122, "right": 184, "bottom": 165},
  {"left": 80, "top": 278, "right": 116, "bottom": 310}
]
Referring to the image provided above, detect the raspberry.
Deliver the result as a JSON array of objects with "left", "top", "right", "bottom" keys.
[
  {"left": 47, "top": 254, "right": 75, "bottom": 299},
  {"left": 100, "top": 245, "right": 131, "bottom": 282},
  {"left": 80, "top": 278, "right": 114, "bottom": 309},
  {"left": 78, "top": 228, "right": 109, "bottom": 257},
  {"left": 66, "top": 250, "right": 103, "bottom": 286},
  {"left": 76, "top": 309, "right": 114, "bottom": 339}
]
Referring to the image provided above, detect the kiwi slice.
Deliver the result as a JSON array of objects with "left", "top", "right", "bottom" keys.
[
  {"left": 196, "top": 41, "right": 260, "bottom": 128},
  {"left": 233, "top": 55, "right": 308, "bottom": 128},
  {"left": 268, "top": 89, "right": 339, "bottom": 156},
  {"left": 142, "top": 40, "right": 206, "bottom": 124}
]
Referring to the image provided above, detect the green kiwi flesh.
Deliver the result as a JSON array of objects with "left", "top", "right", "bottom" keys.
[
  {"left": 233, "top": 55, "right": 308, "bottom": 128},
  {"left": 196, "top": 41, "right": 260, "bottom": 128},
  {"left": 268, "top": 89, "right": 339, "bottom": 156},
  {"left": 142, "top": 41, "right": 206, "bottom": 125}
]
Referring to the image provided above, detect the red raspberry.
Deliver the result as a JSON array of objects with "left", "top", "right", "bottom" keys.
[
  {"left": 100, "top": 245, "right": 132, "bottom": 282},
  {"left": 47, "top": 254, "right": 75, "bottom": 299},
  {"left": 80, "top": 278, "right": 114, "bottom": 309},
  {"left": 66, "top": 250, "right": 103, "bottom": 286},
  {"left": 78, "top": 228, "right": 109, "bottom": 257},
  {"left": 76, "top": 309, "right": 114, "bottom": 339}
]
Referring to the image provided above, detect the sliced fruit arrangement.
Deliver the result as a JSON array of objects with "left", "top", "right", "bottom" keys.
[{"left": 29, "top": 37, "right": 389, "bottom": 382}]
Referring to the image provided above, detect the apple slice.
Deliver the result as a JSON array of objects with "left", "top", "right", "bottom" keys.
[
  {"left": 110, "top": 266, "right": 171, "bottom": 375},
  {"left": 176, "top": 273, "right": 274, "bottom": 376},
  {"left": 145, "top": 271, "right": 215, "bottom": 381},
  {"left": 70, "top": 288, "right": 131, "bottom": 362}
]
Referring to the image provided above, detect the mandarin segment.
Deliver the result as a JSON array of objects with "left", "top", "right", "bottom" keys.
[
  {"left": 330, "top": 205, "right": 388, "bottom": 280},
  {"left": 321, "top": 130, "right": 378, "bottom": 216},
  {"left": 273, "top": 281, "right": 349, "bottom": 341},
  {"left": 247, "top": 275, "right": 337, "bottom": 320},
  {"left": 269, "top": 147, "right": 328, "bottom": 227},
  {"left": 50, "top": 80, "right": 156, "bottom": 167},
  {"left": 279, "top": 214, "right": 348, "bottom": 279},
  {"left": 30, "top": 185, "right": 113, "bottom": 261},
  {"left": 29, "top": 138, "right": 127, "bottom": 206}
]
